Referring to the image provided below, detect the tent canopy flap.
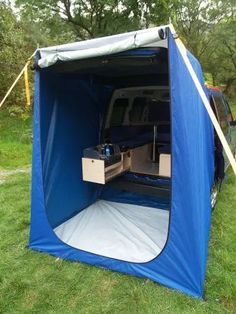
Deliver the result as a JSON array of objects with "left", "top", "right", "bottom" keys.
[{"left": 38, "top": 26, "right": 168, "bottom": 68}]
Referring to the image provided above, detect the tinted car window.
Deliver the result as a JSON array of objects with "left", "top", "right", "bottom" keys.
[
  {"left": 148, "top": 100, "right": 170, "bottom": 123},
  {"left": 110, "top": 98, "right": 128, "bottom": 126},
  {"left": 130, "top": 97, "right": 170, "bottom": 124},
  {"left": 213, "top": 95, "right": 229, "bottom": 135},
  {"left": 130, "top": 97, "right": 147, "bottom": 123}
]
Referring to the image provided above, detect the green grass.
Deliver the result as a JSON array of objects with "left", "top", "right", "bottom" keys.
[
  {"left": 0, "top": 108, "right": 235, "bottom": 313},
  {"left": 0, "top": 110, "right": 32, "bottom": 169}
]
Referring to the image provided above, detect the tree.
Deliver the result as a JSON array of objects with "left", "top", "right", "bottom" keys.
[
  {"left": 0, "top": 0, "right": 76, "bottom": 108},
  {"left": 171, "top": 0, "right": 235, "bottom": 96},
  {"left": 0, "top": 1, "right": 33, "bottom": 104},
  {"left": 172, "top": 0, "right": 233, "bottom": 59},
  {"left": 15, "top": 0, "right": 173, "bottom": 40},
  {"left": 202, "top": 19, "right": 236, "bottom": 95}
]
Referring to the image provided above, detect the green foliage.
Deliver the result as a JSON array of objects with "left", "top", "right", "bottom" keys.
[
  {"left": 0, "top": 2, "right": 27, "bottom": 104},
  {"left": 173, "top": 0, "right": 231, "bottom": 56},
  {"left": 202, "top": 19, "right": 236, "bottom": 96},
  {"left": 0, "top": 0, "right": 75, "bottom": 109},
  {"left": 7, "top": 104, "right": 32, "bottom": 119},
  {"left": 16, "top": 0, "right": 168, "bottom": 39},
  {"left": 171, "top": 0, "right": 235, "bottom": 95}
]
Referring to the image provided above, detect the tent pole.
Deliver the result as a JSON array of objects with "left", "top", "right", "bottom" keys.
[
  {"left": 152, "top": 125, "right": 157, "bottom": 162},
  {"left": 0, "top": 50, "right": 36, "bottom": 109},
  {"left": 24, "top": 64, "right": 31, "bottom": 106},
  {"left": 168, "top": 24, "right": 236, "bottom": 175}
]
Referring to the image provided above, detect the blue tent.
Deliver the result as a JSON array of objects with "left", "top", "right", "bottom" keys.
[{"left": 30, "top": 26, "right": 215, "bottom": 298}]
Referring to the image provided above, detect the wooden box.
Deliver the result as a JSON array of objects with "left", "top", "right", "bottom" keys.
[{"left": 82, "top": 151, "right": 131, "bottom": 184}]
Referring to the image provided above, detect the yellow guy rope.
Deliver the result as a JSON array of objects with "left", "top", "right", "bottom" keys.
[
  {"left": 168, "top": 24, "right": 236, "bottom": 175},
  {"left": 0, "top": 50, "right": 36, "bottom": 109}
]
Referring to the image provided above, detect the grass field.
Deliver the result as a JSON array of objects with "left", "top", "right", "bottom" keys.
[
  {"left": 0, "top": 110, "right": 32, "bottom": 169},
  {"left": 0, "top": 106, "right": 236, "bottom": 313}
]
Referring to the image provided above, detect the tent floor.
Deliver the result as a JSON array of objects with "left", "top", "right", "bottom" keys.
[{"left": 54, "top": 200, "right": 169, "bottom": 263}]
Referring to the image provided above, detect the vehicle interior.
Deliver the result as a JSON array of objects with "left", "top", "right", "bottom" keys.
[{"left": 96, "top": 86, "right": 171, "bottom": 195}]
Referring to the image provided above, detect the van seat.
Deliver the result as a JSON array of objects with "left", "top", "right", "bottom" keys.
[
  {"left": 107, "top": 125, "right": 170, "bottom": 149},
  {"left": 123, "top": 172, "right": 170, "bottom": 187}
]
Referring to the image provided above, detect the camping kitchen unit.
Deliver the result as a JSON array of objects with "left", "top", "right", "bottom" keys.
[{"left": 30, "top": 25, "right": 236, "bottom": 298}]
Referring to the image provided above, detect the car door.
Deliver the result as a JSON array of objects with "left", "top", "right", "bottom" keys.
[
  {"left": 222, "top": 96, "right": 236, "bottom": 156},
  {"left": 212, "top": 91, "right": 236, "bottom": 169}
]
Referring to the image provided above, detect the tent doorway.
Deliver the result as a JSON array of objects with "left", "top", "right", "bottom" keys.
[{"left": 41, "top": 47, "right": 171, "bottom": 263}]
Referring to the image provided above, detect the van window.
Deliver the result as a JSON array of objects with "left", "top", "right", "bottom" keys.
[
  {"left": 130, "top": 97, "right": 148, "bottom": 123},
  {"left": 213, "top": 95, "right": 229, "bottom": 135},
  {"left": 110, "top": 98, "right": 128, "bottom": 126},
  {"left": 148, "top": 100, "right": 170, "bottom": 123},
  {"left": 130, "top": 97, "right": 170, "bottom": 125},
  {"left": 223, "top": 97, "right": 234, "bottom": 123}
]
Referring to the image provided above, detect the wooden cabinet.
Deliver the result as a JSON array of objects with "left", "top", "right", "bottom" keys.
[
  {"left": 82, "top": 145, "right": 171, "bottom": 184},
  {"left": 159, "top": 154, "right": 171, "bottom": 177},
  {"left": 82, "top": 151, "right": 131, "bottom": 184}
]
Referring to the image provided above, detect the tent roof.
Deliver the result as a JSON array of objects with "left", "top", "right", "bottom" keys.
[{"left": 37, "top": 25, "right": 169, "bottom": 68}]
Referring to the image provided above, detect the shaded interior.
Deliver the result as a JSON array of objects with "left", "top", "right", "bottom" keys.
[{"left": 39, "top": 47, "right": 171, "bottom": 262}]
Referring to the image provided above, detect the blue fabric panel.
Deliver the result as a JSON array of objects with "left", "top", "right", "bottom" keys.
[
  {"left": 114, "top": 47, "right": 166, "bottom": 57},
  {"left": 39, "top": 72, "right": 112, "bottom": 228},
  {"left": 30, "top": 34, "right": 214, "bottom": 299},
  {"left": 165, "top": 36, "right": 214, "bottom": 296}
]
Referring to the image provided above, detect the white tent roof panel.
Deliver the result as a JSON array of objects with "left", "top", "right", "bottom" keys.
[{"left": 38, "top": 25, "right": 168, "bottom": 68}]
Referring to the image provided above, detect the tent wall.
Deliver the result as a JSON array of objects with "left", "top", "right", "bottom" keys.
[
  {"left": 39, "top": 72, "right": 112, "bottom": 227},
  {"left": 165, "top": 35, "right": 214, "bottom": 295},
  {"left": 30, "top": 33, "right": 214, "bottom": 298}
]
